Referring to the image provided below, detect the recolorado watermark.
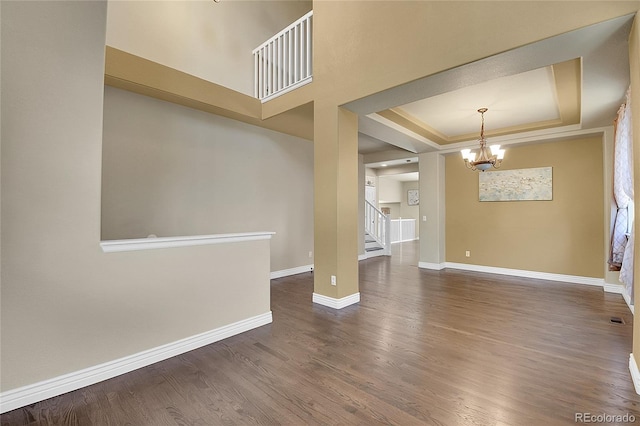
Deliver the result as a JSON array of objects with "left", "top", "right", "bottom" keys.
[{"left": 575, "top": 412, "right": 636, "bottom": 423}]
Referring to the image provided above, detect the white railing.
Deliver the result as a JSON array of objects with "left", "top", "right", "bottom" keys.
[
  {"left": 253, "top": 11, "right": 313, "bottom": 102},
  {"left": 390, "top": 218, "right": 417, "bottom": 244},
  {"left": 365, "top": 200, "right": 391, "bottom": 256}
]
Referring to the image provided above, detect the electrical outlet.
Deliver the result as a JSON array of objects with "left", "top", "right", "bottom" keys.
[
  {"left": 465, "top": 250, "right": 470, "bottom": 257},
  {"left": 423, "top": 215, "right": 427, "bottom": 222},
  {"left": 308, "top": 251, "right": 313, "bottom": 258},
  {"left": 331, "top": 275, "right": 337, "bottom": 286}
]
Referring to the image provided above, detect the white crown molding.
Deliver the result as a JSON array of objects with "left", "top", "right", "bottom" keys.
[
  {"left": 0, "top": 312, "right": 272, "bottom": 414},
  {"left": 439, "top": 125, "right": 611, "bottom": 155},
  {"left": 443, "top": 262, "right": 604, "bottom": 287},
  {"left": 630, "top": 354, "right": 640, "bottom": 395},
  {"left": 100, "top": 232, "right": 275, "bottom": 253},
  {"left": 270, "top": 264, "right": 313, "bottom": 279},
  {"left": 312, "top": 292, "right": 360, "bottom": 309},
  {"left": 365, "top": 113, "right": 441, "bottom": 150}
]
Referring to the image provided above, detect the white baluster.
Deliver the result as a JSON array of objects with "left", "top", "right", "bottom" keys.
[
  {"left": 261, "top": 48, "right": 266, "bottom": 98},
  {"left": 270, "top": 41, "right": 274, "bottom": 95},
  {"left": 301, "top": 21, "right": 304, "bottom": 79},
  {"left": 282, "top": 30, "right": 287, "bottom": 88},
  {"left": 253, "top": 53, "right": 257, "bottom": 98},
  {"left": 277, "top": 36, "right": 281, "bottom": 92},
  {"left": 294, "top": 23, "right": 299, "bottom": 83},
  {"left": 306, "top": 16, "right": 311, "bottom": 78},
  {"left": 288, "top": 29, "right": 293, "bottom": 87},
  {"left": 266, "top": 43, "right": 270, "bottom": 95}
]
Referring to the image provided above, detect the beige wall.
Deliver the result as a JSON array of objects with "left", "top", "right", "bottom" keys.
[
  {"left": 380, "top": 202, "right": 401, "bottom": 218},
  {"left": 446, "top": 136, "right": 604, "bottom": 278},
  {"left": 106, "top": 0, "right": 311, "bottom": 96},
  {"left": 401, "top": 181, "right": 420, "bottom": 239},
  {"left": 102, "top": 86, "right": 314, "bottom": 272},
  {"left": 379, "top": 177, "right": 403, "bottom": 203},
  {"left": 313, "top": 1, "right": 639, "bottom": 107},
  {"left": 1, "top": 0, "right": 271, "bottom": 393},
  {"left": 310, "top": 1, "right": 638, "bottom": 297}
]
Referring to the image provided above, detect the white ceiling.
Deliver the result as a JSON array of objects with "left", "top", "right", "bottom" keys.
[
  {"left": 357, "top": 13, "right": 635, "bottom": 171},
  {"left": 366, "top": 157, "right": 418, "bottom": 169},
  {"left": 379, "top": 172, "right": 419, "bottom": 183},
  {"left": 397, "top": 67, "right": 560, "bottom": 137}
]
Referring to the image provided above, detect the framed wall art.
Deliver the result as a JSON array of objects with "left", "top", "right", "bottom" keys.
[
  {"left": 479, "top": 167, "right": 552, "bottom": 202},
  {"left": 408, "top": 189, "right": 419, "bottom": 206}
]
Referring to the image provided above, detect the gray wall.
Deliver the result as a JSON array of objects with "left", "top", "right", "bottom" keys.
[
  {"left": 102, "top": 86, "right": 314, "bottom": 272},
  {"left": 1, "top": 0, "right": 271, "bottom": 394}
]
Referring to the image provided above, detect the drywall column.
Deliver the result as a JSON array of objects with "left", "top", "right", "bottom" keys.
[
  {"left": 629, "top": 12, "right": 640, "bottom": 393},
  {"left": 418, "top": 152, "right": 446, "bottom": 269},
  {"left": 313, "top": 102, "right": 360, "bottom": 308}
]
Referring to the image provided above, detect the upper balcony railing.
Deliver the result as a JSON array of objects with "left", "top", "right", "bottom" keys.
[{"left": 253, "top": 11, "right": 312, "bottom": 103}]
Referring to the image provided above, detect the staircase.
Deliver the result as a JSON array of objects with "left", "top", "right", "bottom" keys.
[
  {"left": 365, "top": 231, "right": 386, "bottom": 257},
  {"left": 364, "top": 200, "right": 391, "bottom": 258}
]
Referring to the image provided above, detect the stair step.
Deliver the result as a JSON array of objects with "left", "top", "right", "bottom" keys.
[{"left": 365, "top": 246, "right": 384, "bottom": 252}]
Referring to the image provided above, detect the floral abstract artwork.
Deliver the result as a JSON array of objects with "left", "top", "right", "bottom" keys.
[{"left": 479, "top": 167, "right": 552, "bottom": 202}]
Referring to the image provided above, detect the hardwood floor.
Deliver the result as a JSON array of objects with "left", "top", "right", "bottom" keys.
[{"left": 3, "top": 241, "right": 639, "bottom": 425}]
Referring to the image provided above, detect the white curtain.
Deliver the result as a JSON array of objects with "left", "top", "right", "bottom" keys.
[{"left": 610, "top": 87, "right": 634, "bottom": 297}]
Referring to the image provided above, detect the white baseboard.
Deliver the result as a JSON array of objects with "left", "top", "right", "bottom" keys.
[
  {"left": 359, "top": 250, "right": 389, "bottom": 260},
  {"left": 270, "top": 264, "right": 313, "bottom": 279},
  {"left": 444, "top": 262, "right": 604, "bottom": 287},
  {"left": 418, "top": 262, "right": 446, "bottom": 270},
  {"left": 313, "top": 292, "right": 360, "bottom": 309},
  {"left": 630, "top": 354, "right": 640, "bottom": 395},
  {"left": 0, "top": 312, "right": 273, "bottom": 414},
  {"left": 622, "top": 289, "right": 635, "bottom": 315},
  {"left": 602, "top": 283, "right": 635, "bottom": 315},
  {"left": 604, "top": 283, "right": 625, "bottom": 294}
]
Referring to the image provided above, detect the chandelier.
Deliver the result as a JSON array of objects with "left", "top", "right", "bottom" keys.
[{"left": 460, "top": 108, "right": 505, "bottom": 171}]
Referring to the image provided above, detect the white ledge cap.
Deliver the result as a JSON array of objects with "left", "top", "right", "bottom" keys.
[{"left": 100, "top": 232, "right": 275, "bottom": 253}]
